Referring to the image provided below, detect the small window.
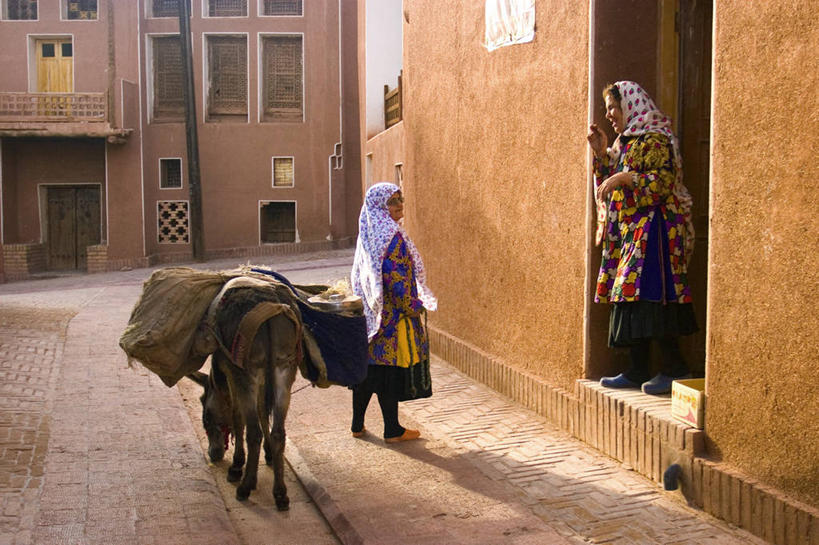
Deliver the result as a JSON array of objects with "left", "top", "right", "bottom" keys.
[
  {"left": 152, "top": 36, "right": 185, "bottom": 121},
  {"left": 41, "top": 43, "right": 55, "bottom": 57},
  {"left": 5, "top": 0, "right": 37, "bottom": 19},
  {"left": 272, "top": 157, "right": 294, "bottom": 187},
  {"left": 262, "top": 0, "right": 301, "bottom": 16},
  {"left": 208, "top": 0, "right": 246, "bottom": 17},
  {"left": 160, "top": 158, "right": 183, "bottom": 189},
  {"left": 157, "top": 201, "right": 190, "bottom": 244},
  {"left": 61, "top": 43, "right": 73, "bottom": 57},
  {"left": 151, "top": 0, "right": 190, "bottom": 17},
  {"left": 261, "top": 35, "right": 303, "bottom": 122},
  {"left": 260, "top": 202, "right": 296, "bottom": 243},
  {"left": 395, "top": 163, "right": 403, "bottom": 186},
  {"left": 206, "top": 35, "right": 247, "bottom": 120},
  {"left": 65, "top": 0, "right": 98, "bottom": 20}
]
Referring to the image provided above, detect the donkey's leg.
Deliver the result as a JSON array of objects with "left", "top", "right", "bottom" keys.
[
  {"left": 236, "top": 384, "right": 263, "bottom": 500},
  {"left": 270, "top": 362, "right": 297, "bottom": 511},
  {"left": 227, "top": 409, "right": 245, "bottom": 483}
]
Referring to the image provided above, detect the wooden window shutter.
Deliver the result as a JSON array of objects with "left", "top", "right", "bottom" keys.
[
  {"left": 262, "top": 35, "right": 303, "bottom": 122},
  {"left": 7, "top": 0, "right": 38, "bottom": 19},
  {"left": 273, "top": 157, "right": 294, "bottom": 187},
  {"left": 207, "top": 36, "right": 247, "bottom": 117},
  {"left": 152, "top": 0, "right": 189, "bottom": 17},
  {"left": 208, "top": 0, "right": 246, "bottom": 17},
  {"left": 262, "top": 0, "right": 301, "bottom": 16},
  {"left": 153, "top": 36, "right": 185, "bottom": 119}
]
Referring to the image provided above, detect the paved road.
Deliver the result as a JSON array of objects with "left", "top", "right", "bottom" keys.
[{"left": 0, "top": 249, "right": 766, "bottom": 544}]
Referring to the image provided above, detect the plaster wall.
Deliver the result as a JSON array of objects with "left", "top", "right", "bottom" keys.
[
  {"left": 402, "top": 0, "right": 590, "bottom": 392},
  {"left": 365, "top": 121, "right": 404, "bottom": 190},
  {"left": 364, "top": 0, "right": 402, "bottom": 139},
  {"left": 707, "top": 1, "right": 819, "bottom": 507}
]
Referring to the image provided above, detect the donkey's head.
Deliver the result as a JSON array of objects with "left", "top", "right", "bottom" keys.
[{"left": 187, "top": 368, "right": 232, "bottom": 462}]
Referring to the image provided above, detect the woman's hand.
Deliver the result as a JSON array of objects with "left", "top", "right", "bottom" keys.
[
  {"left": 596, "top": 171, "right": 634, "bottom": 202},
  {"left": 587, "top": 123, "right": 607, "bottom": 158}
]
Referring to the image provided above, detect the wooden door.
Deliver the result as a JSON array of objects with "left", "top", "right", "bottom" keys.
[
  {"left": 36, "top": 39, "right": 73, "bottom": 93},
  {"left": 677, "top": 0, "right": 713, "bottom": 375},
  {"left": 47, "top": 187, "right": 101, "bottom": 271}
]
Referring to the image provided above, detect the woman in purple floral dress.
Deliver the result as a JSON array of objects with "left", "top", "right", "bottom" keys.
[
  {"left": 587, "top": 81, "right": 698, "bottom": 395},
  {"left": 349, "top": 183, "right": 437, "bottom": 442}
]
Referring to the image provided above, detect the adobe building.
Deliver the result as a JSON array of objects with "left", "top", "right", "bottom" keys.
[
  {"left": 0, "top": 0, "right": 361, "bottom": 282},
  {"left": 362, "top": 1, "right": 818, "bottom": 542}
]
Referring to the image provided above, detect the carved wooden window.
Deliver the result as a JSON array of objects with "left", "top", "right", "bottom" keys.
[
  {"left": 261, "top": 35, "right": 303, "bottom": 122},
  {"left": 272, "top": 157, "right": 294, "bottom": 187},
  {"left": 158, "top": 201, "right": 189, "bottom": 244},
  {"left": 65, "top": 0, "right": 97, "bottom": 19},
  {"left": 208, "top": 0, "right": 246, "bottom": 17},
  {"left": 160, "top": 158, "right": 183, "bottom": 189},
  {"left": 260, "top": 202, "right": 295, "bottom": 243},
  {"left": 262, "top": 0, "right": 301, "bottom": 16},
  {"left": 5, "top": 0, "right": 38, "bottom": 19},
  {"left": 207, "top": 36, "right": 247, "bottom": 119},
  {"left": 152, "top": 0, "right": 189, "bottom": 18},
  {"left": 152, "top": 36, "right": 184, "bottom": 121}
]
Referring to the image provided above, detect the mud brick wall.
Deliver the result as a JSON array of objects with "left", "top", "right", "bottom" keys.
[{"left": 2, "top": 243, "right": 46, "bottom": 280}]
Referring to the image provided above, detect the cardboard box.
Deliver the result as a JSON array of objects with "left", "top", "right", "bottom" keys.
[{"left": 671, "top": 378, "right": 705, "bottom": 429}]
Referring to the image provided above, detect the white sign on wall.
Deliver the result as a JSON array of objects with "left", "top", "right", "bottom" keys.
[{"left": 485, "top": 0, "right": 536, "bottom": 52}]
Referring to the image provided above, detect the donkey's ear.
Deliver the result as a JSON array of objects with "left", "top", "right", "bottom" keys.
[{"left": 186, "top": 371, "right": 208, "bottom": 387}]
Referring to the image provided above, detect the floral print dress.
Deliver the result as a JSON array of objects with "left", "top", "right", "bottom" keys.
[
  {"left": 594, "top": 132, "right": 692, "bottom": 305},
  {"left": 368, "top": 231, "right": 428, "bottom": 367}
]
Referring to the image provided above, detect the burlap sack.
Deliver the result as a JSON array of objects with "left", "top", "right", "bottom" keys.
[{"left": 119, "top": 267, "right": 230, "bottom": 387}]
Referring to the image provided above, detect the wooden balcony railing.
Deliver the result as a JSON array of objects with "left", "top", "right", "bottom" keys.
[
  {"left": 384, "top": 70, "right": 402, "bottom": 129},
  {"left": 0, "top": 92, "right": 107, "bottom": 122}
]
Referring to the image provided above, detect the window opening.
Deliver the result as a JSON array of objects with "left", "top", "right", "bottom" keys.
[
  {"left": 208, "top": 0, "right": 246, "bottom": 17},
  {"left": 65, "top": 0, "right": 97, "bottom": 19},
  {"left": 261, "top": 35, "right": 303, "bottom": 122},
  {"left": 41, "top": 43, "right": 55, "bottom": 57},
  {"left": 5, "top": 0, "right": 37, "bottom": 19},
  {"left": 262, "top": 0, "right": 301, "bottom": 16},
  {"left": 152, "top": 35, "right": 184, "bottom": 121},
  {"left": 272, "top": 157, "right": 294, "bottom": 187},
  {"left": 160, "top": 158, "right": 183, "bottom": 189},
  {"left": 207, "top": 35, "right": 247, "bottom": 120},
  {"left": 152, "top": 0, "right": 190, "bottom": 18},
  {"left": 158, "top": 201, "right": 190, "bottom": 243},
  {"left": 260, "top": 202, "right": 296, "bottom": 243},
  {"left": 61, "top": 43, "right": 73, "bottom": 57}
]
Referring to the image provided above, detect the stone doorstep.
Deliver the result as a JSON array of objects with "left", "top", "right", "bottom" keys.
[{"left": 428, "top": 325, "right": 819, "bottom": 545}]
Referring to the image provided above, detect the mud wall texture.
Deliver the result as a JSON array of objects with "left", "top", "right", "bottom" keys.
[
  {"left": 402, "top": 1, "right": 590, "bottom": 392},
  {"left": 365, "top": 121, "right": 404, "bottom": 189},
  {"left": 708, "top": 1, "right": 819, "bottom": 507}
]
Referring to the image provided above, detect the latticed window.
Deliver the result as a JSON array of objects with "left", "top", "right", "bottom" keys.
[
  {"left": 152, "top": 0, "right": 189, "bottom": 17},
  {"left": 160, "top": 158, "right": 183, "bottom": 189},
  {"left": 5, "top": 0, "right": 38, "bottom": 19},
  {"left": 65, "top": 0, "right": 97, "bottom": 19},
  {"left": 157, "top": 201, "right": 190, "bottom": 244},
  {"left": 208, "top": 0, "right": 246, "bottom": 17},
  {"left": 260, "top": 202, "right": 296, "bottom": 243},
  {"left": 152, "top": 36, "right": 184, "bottom": 120},
  {"left": 262, "top": 0, "right": 301, "bottom": 16},
  {"left": 207, "top": 36, "right": 247, "bottom": 118},
  {"left": 261, "top": 35, "right": 303, "bottom": 122},
  {"left": 272, "top": 157, "right": 294, "bottom": 187}
]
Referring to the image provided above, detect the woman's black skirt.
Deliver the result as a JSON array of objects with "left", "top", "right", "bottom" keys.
[
  {"left": 609, "top": 301, "right": 698, "bottom": 347},
  {"left": 353, "top": 361, "right": 432, "bottom": 402}
]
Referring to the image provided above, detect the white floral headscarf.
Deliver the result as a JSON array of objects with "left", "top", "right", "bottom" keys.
[
  {"left": 350, "top": 182, "right": 437, "bottom": 340},
  {"left": 597, "top": 81, "right": 695, "bottom": 262}
]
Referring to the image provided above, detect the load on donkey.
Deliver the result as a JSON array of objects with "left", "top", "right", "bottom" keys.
[{"left": 119, "top": 266, "right": 368, "bottom": 510}]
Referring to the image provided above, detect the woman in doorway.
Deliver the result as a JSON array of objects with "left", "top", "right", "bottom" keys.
[
  {"left": 587, "top": 81, "right": 698, "bottom": 395},
  {"left": 350, "top": 182, "right": 437, "bottom": 442}
]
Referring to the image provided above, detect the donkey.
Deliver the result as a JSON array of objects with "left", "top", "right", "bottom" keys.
[{"left": 188, "top": 278, "right": 301, "bottom": 510}]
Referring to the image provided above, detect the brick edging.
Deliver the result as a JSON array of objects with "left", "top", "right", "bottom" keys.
[{"left": 428, "top": 325, "right": 819, "bottom": 545}]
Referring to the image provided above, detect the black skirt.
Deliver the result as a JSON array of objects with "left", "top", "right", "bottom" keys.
[
  {"left": 352, "top": 361, "right": 432, "bottom": 402},
  {"left": 609, "top": 301, "right": 698, "bottom": 347}
]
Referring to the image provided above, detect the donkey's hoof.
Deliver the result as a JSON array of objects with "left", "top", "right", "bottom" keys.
[
  {"left": 236, "top": 485, "right": 251, "bottom": 501},
  {"left": 275, "top": 494, "right": 290, "bottom": 511},
  {"left": 264, "top": 452, "right": 273, "bottom": 466},
  {"left": 227, "top": 467, "right": 243, "bottom": 482}
]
